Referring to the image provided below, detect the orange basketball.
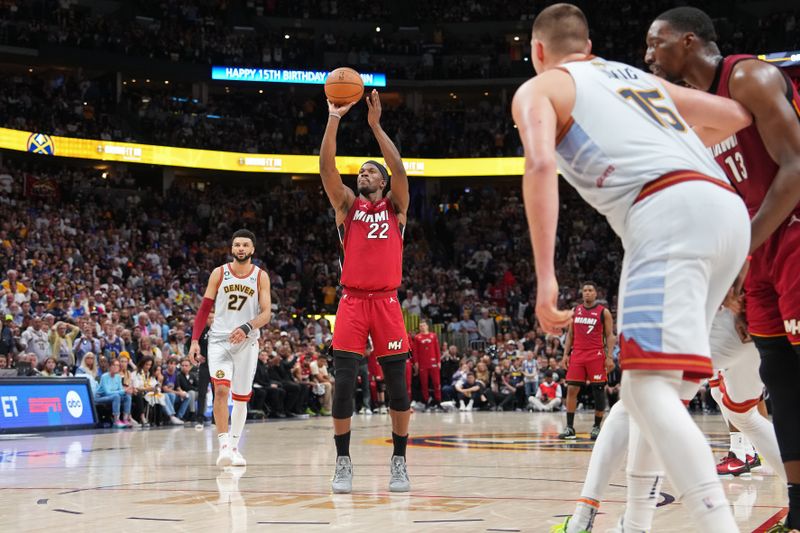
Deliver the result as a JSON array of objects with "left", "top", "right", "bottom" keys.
[{"left": 324, "top": 67, "right": 364, "bottom": 106}]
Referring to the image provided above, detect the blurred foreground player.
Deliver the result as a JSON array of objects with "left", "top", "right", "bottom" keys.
[
  {"left": 646, "top": 7, "right": 800, "bottom": 530},
  {"left": 189, "top": 230, "right": 272, "bottom": 467},
  {"left": 513, "top": 4, "right": 752, "bottom": 529},
  {"left": 320, "top": 89, "right": 412, "bottom": 494}
]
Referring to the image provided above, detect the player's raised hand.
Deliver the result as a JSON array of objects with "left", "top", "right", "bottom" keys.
[
  {"left": 366, "top": 89, "right": 381, "bottom": 127},
  {"left": 188, "top": 340, "right": 201, "bottom": 366},
  {"left": 535, "top": 277, "right": 573, "bottom": 334},
  {"left": 327, "top": 99, "right": 356, "bottom": 118}
]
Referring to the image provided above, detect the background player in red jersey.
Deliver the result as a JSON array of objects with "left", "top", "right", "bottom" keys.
[
  {"left": 559, "top": 282, "right": 616, "bottom": 441},
  {"left": 646, "top": 7, "right": 800, "bottom": 530},
  {"left": 411, "top": 320, "right": 442, "bottom": 411},
  {"left": 319, "top": 89, "right": 412, "bottom": 494}
]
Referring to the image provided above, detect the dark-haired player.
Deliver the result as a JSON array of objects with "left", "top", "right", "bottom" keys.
[
  {"left": 514, "top": 3, "right": 753, "bottom": 529},
  {"left": 320, "top": 89, "right": 412, "bottom": 494},
  {"left": 189, "top": 229, "right": 272, "bottom": 468},
  {"left": 559, "top": 281, "right": 615, "bottom": 440},
  {"left": 646, "top": 8, "right": 800, "bottom": 530}
]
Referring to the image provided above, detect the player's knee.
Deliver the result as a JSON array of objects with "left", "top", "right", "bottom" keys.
[
  {"left": 380, "top": 356, "right": 410, "bottom": 412},
  {"left": 592, "top": 383, "right": 606, "bottom": 410},
  {"left": 214, "top": 384, "right": 230, "bottom": 396},
  {"left": 332, "top": 352, "right": 359, "bottom": 419}
]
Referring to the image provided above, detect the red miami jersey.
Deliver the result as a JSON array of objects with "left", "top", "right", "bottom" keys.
[
  {"left": 709, "top": 55, "right": 800, "bottom": 218},
  {"left": 539, "top": 381, "right": 562, "bottom": 401},
  {"left": 338, "top": 197, "right": 404, "bottom": 291},
  {"left": 572, "top": 303, "right": 606, "bottom": 354},
  {"left": 412, "top": 332, "right": 441, "bottom": 370}
]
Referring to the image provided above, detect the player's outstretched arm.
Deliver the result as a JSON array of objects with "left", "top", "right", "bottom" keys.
[
  {"left": 512, "top": 75, "right": 573, "bottom": 334},
  {"left": 653, "top": 75, "right": 752, "bottom": 146},
  {"left": 728, "top": 61, "right": 800, "bottom": 251},
  {"left": 188, "top": 267, "right": 222, "bottom": 364},
  {"left": 366, "top": 89, "right": 409, "bottom": 215},
  {"left": 320, "top": 100, "right": 356, "bottom": 216}
]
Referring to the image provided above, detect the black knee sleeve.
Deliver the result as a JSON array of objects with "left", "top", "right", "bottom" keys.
[
  {"left": 332, "top": 352, "right": 360, "bottom": 419},
  {"left": 756, "top": 337, "right": 800, "bottom": 462},
  {"left": 380, "top": 356, "right": 410, "bottom": 412},
  {"left": 592, "top": 383, "right": 607, "bottom": 411}
]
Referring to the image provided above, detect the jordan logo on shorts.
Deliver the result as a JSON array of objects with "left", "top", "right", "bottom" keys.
[
  {"left": 788, "top": 214, "right": 800, "bottom": 227},
  {"left": 387, "top": 340, "right": 403, "bottom": 350}
]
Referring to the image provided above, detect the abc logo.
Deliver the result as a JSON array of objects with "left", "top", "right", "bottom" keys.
[{"left": 65, "top": 391, "right": 83, "bottom": 418}]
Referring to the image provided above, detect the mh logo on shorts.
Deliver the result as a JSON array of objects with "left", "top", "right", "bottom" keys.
[
  {"left": 785, "top": 319, "right": 800, "bottom": 336},
  {"left": 387, "top": 340, "right": 403, "bottom": 351}
]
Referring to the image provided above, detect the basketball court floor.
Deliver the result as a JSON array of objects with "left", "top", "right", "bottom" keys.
[{"left": 0, "top": 411, "right": 788, "bottom": 532}]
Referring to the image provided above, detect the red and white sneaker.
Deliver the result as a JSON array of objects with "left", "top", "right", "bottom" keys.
[
  {"left": 746, "top": 453, "right": 762, "bottom": 470},
  {"left": 716, "top": 452, "right": 750, "bottom": 476}
]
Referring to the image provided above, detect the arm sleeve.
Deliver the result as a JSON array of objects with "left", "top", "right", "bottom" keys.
[{"left": 192, "top": 298, "right": 214, "bottom": 341}]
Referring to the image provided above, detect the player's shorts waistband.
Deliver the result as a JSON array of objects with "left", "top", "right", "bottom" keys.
[
  {"left": 342, "top": 287, "right": 398, "bottom": 299},
  {"left": 634, "top": 170, "right": 737, "bottom": 205}
]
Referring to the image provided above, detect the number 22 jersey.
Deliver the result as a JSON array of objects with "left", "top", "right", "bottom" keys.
[{"left": 338, "top": 197, "right": 404, "bottom": 292}]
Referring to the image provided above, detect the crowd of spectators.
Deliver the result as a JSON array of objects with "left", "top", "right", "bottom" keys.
[
  {"left": 0, "top": 156, "right": 640, "bottom": 426},
  {"left": 0, "top": 1, "right": 797, "bottom": 79}
]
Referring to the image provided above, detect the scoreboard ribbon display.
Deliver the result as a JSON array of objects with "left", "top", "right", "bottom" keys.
[
  {"left": 0, "top": 127, "right": 525, "bottom": 176},
  {"left": 0, "top": 378, "right": 97, "bottom": 433}
]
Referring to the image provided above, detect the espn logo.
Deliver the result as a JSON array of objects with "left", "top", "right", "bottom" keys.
[
  {"left": 387, "top": 340, "right": 403, "bottom": 351},
  {"left": 29, "top": 397, "right": 62, "bottom": 413},
  {"left": 785, "top": 319, "right": 800, "bottom": 336}
]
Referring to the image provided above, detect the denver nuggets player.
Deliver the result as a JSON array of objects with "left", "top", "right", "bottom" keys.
[
  {"left": 513, "top": 4, "right": 752, "bottom": 529},
  {"left": 189, "top": 229, "right": 272, "bottom": 468}
]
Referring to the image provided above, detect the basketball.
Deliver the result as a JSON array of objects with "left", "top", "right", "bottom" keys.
[{"left": 324, "top": 67, "right": 364, "bottom": 106}]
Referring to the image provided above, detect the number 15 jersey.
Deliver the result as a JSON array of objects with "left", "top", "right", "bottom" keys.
[
  {"left": 210, "top": 263, "right": 262, "bottom": 341},
  {"left": 554, "top": 56, "right": 729, "bottom": 237},
  {"left": 338, "top": 197, "right": 404, "bottom": 292}
]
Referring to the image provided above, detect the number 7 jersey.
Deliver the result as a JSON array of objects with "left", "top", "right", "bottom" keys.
[
  {"left": 210, "top": 263, "right": 263, "bottom": 341},
  {"left": 338, "top": 197, "right": 404, "bottom": 291},
  {"left": 554, "top": 56, "right": 730, "bottom": 236}
]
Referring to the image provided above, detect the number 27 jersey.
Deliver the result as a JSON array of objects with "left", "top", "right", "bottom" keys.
[
  {"left": 210, "top": 263, "right": 262, "bottom": 341},
  {"left": 338, "top": 197, "right": 404, "bottom": 291}
]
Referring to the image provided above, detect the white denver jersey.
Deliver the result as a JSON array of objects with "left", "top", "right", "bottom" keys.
[
  {"left": 555, "top": 57, "right": 730, "bottom": 235},
  {"left": 210, "top": 263, "right": 262, "bottom": 341}
]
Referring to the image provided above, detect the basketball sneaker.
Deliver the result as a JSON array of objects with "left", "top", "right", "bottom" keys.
[
  {"left": 216, "top": 434, "right": 233, "bottom": 467},
  {"left": 332, "top": 456, "right": 353, "bottom": 494},
  {"left": 765, "top": 523, "right": 800, "bottom": 533},
  {"left": 550, "top": 517, "right": 589, "bottom": 533},
  {"left": 559, "top": 427, "right": 577, "bottom": 440},
  {"left": 590, "top": 425, "right": 601, "bottom": 440},
  {"left": 389, "top": 455, "right": 410, "bottom": 492},
  {"left": 747, "top": 452, "right": 762, "bottom": 470},
  {"left": 230, "top": 448, "right": 246, "bottom": 467},
  {"left": 716, "top": 452, "right": 750, "bottom": 476}
]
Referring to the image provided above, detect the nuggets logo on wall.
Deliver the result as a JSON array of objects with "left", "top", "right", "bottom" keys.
[
  {"left": 26, "top": 133, "right": 55, "bottom": 155},
  {"left": 370, "top": 432, "right": 732, "bottom": 452},
  {"left": 215, "top": 370, "right": 226, "bottom": 379}
]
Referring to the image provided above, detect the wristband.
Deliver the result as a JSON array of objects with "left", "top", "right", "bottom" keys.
[
  {"left": 329, "top": 112, "right": 341, "bottom": 119},
  {"left": 238, "top": 322, "right": 253, "bottom": 336}
]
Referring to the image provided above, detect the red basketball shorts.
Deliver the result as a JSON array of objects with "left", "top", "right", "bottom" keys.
[
  {"left": 746, "top": 219, "right": 800, "bottom": 345},
  {"left": 332, "top": 288, "right": 410, "bottom": 357},
  {"left": 566, "top": 350, "right": 607, "bottom": 384}
]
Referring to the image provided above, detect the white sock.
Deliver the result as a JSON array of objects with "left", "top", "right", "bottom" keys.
[
  {"left": 730, "top": 432, "right": 746, "bottom": 461},
  {"left": 623, "top": 419, "right": 664, "bottom": 531},
  {"left": 218, "top": 432, "right": 229, "bottom": 452},
  {"left": 229, "top": 400, "right": 248, "bottom": 451},
  {"left": 682, "top": 482, "right": 739, "bottom": 531},
  {"left": 621, "top": 371, "right": 736, "bottom": 527},
  {"left": 742, "top": 433, "right": 755, "bottom": 458},
  {"left": 568, "top": 499, "right": 599, "bottom": 533}
]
